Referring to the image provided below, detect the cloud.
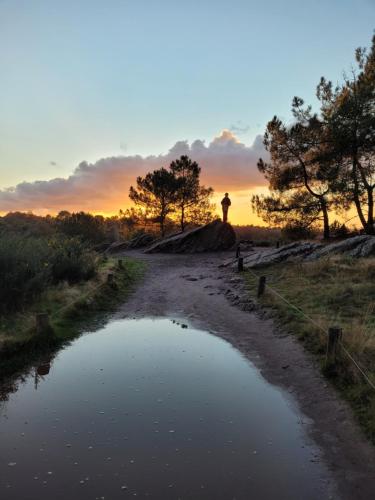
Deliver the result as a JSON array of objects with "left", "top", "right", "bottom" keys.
[{"left": 0, "top": 130, "right": 268, "bottom": 213}]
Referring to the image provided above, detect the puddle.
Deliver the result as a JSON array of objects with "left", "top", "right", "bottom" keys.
[{"left": 0, "top": 318, "right": 331, "bottom": 499}]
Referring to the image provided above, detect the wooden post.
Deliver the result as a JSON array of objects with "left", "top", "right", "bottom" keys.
[
  {"left": 238, "top": 257, "right": 244, "bottom": 272},
  {"left": 118, "top": 259, "right": 123, "bottom": 269},
  {"left": 236, "top": 245, "right": 241, "bottom": 258},
  {"left": 35, "top": 313, "right": 50, "bottom": 334},
  {"left": 326, "top": 326, "right": 342, "bottom": 367},
  {"left": 276, "top": 241, "right": 280, "bottom": 249},
  {"left": 257, "top": 276, "right": 266, "bottom": 298}
]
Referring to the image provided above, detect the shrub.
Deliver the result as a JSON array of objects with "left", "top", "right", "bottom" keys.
[
  {"left": 49, "top": 236, "right": 97, "bottom": 283},
  {"left": 281, "top": 222, "right": 317, "bottom": 241},
  {"left": 0, "top": 233, "right": 98, "bottom": 314},
  {"left": 55, "top": 211, "right": 106, "bottom": 244},
  {"left": 0, "top": 235, "right": 51, "bottom": 312}
]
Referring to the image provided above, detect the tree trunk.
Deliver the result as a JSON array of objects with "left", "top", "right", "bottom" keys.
[
  {"left": 366, "top": 187, "right": 375, "bottom": 235},
  {"left": 160, "top": 217, "right": 165, "bottom": 237},
  {"left": 180, "top": 203, "right": 185, "bottom": 232},
  {"left": 321, "top": 199, "right": 330, "bottom": 240},
  {"left": 352, "top": 160, "right": 368, "bottom": 232}
]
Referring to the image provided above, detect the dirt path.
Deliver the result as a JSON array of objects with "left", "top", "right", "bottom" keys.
[{"left": 117, "top": 250, "right": 375, "bottom": 500}]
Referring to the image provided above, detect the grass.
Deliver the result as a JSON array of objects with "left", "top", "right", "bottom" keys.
[
  {"left": 243, "top": 255, "right": 375, "bottom": 442},
  {"left": 0, "top": 256, "right": 145, "bottom": 379}
]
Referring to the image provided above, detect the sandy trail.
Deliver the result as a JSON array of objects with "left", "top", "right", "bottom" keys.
[{"left": 117, "top": 250, "right": 375, "bottom": 500}]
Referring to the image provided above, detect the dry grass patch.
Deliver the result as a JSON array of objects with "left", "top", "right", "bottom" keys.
[{"left": 244, "top": 255, "right": 375, "bottom": 440}]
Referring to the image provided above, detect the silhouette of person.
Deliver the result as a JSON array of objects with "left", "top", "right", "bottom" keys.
[{"left": 221, "top": 193, "right": 231, "bottom": 223}]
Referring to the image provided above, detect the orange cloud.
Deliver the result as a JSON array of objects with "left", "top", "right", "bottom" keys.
[{"left": 0, "top": 130, "right": 268, "bottom": 223}]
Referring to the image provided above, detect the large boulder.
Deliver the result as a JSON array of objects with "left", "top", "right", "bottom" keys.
[{"left": 146, "top": 220, "right": 236, "bottom": 253}]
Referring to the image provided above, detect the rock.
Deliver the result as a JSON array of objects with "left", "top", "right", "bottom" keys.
[
  {"left": 234, "top": 235, "right": 375, "bottom": 269},
  {"left": 242, "top": 241, "right": 321, "bottom": 268},
  {"left": 107, "top": 232, "right": 155, "bottom": 253},
  {"left": 92, "top": 242, "right": 112, "bottom": 253},
  {"left": 355, "top": 236, "right": 375, "bottom": 257},
  {"left": 307, "top": 235, "right": 375, "bottom": 260},
  {"left": 145, "top": 220, "right": 236, "bottom": 253},
  {"left": 106, "top": 241, "right": 129, "bottom": 253},
  {"left": 126, "top": 232, "right": 155, "bottom": 249}
]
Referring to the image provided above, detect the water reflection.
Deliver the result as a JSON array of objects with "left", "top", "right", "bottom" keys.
[
  {"left": 0, "top": 318, "right": 332, "bottom": 499},
  {"left": 34, "top": 361, "right": 52, "bottom": 390}
]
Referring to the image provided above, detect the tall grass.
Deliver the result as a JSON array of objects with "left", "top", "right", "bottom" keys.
[{"left": 244, "top": 256, "right": 375, "bottom": 440}]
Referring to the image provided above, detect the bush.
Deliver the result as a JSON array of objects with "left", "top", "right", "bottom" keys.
[
  {"left": 49, "top": 237, "right": 97, "bottom": 283},
  {"left": 281, "top": 223, "right": 317, "bottom": 241},
  {"left": 0, "top": 235, "right": 51, "bottom": 312},
  {"left": 330, "top": 220, "right": 350, "bottom": 239},
  {"left": 55, "top": 211, "right": 106, "bottom": 244},
  {"left": 0, "top": 234, "right": 98, "bottom": 314}
]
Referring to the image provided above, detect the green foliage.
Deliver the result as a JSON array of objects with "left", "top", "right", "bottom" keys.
[
  {"left": 48, "top": 236, "right": 97, "bottom": 283},
  {"left": 0, "top": 212, "right": 54, "bottom": 237},
  {"left": 0, "top": 234, "right": 51, "bottom": 312},
  {"left": 0, "top": 233, "right": 97, "bottom": 314},
  {"left": 55, "top": 211, "right": 106, "bottom": 243}
]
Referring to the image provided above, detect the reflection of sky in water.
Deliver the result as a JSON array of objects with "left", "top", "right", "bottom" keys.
[{"left": 0, "top": 319, "right": 328, "bottom": 499}]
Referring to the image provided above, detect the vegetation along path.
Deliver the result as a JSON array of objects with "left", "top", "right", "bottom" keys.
[{"left": 117, "top": 249, "right": 375, "bottom": 500}]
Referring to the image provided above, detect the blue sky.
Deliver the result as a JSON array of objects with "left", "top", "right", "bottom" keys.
[{"left": 0, "top": 0, "right": 374, "bottom": 192}]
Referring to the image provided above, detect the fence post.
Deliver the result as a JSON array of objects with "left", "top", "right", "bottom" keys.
[
  {"left": 325, "top": 326, "right": 342, "bottom": 368},
  {"left": 257, "top": 276, "right": 266, "bottom": 298},
  {"left": 238, "top": 257, "right": 244, "bottom": 272},
  {"left": 35, "top": 313, "right": 50, "bottom": 334},
  {"left": 276, "top": 241, "right": 280, "bottom": 249},
  {"left": 236, "top": 245, "right": 241, "bottom": 258}
]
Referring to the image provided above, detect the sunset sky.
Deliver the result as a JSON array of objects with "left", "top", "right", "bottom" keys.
[{"left": 1, "top": 1, "right": 374, "bottom": 224}]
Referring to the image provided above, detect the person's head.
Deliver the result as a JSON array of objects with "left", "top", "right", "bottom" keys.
[{"left": 225, "top": 192, "right": 229, "bottom": 197}]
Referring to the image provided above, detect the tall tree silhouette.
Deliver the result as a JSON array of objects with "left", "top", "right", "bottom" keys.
[
  {"left": 170, "top": 155, "right": 214, "bottom": 231},
  {"left": 129, "top": 168, "right": 178, "bottom": 236},
  {"left": 317, "top": 34, "right": 375, "bottom": 234},
  {"left": 253, "top": 97, "right": 332, "bottom": 239}
]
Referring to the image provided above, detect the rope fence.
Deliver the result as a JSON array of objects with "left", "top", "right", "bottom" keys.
[{"left": 237, "top": 256, "right": 375, "bottom": 392}]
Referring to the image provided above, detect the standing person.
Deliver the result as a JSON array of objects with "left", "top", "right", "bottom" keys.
[{"left": 221, "top": 193, "right": 231, "bottom": 223}]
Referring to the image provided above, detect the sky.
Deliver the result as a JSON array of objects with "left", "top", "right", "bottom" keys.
[{"left": 0, "top": 0, "right": 374, "bottom": 224}]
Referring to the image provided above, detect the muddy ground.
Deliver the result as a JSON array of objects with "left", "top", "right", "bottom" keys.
[{"left": 117, "top": 249, "right": 375, "bottom": 500}]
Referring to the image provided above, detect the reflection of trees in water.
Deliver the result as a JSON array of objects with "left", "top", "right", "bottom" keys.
[{"left": 0, "top": 356, "right": 54, "bottom": 417}]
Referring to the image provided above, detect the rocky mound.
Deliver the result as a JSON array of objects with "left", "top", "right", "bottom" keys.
[
  {"left": 146, "top": 220, "right": 236, "bottom": 253},
  {"left": 306, "top": 235, "right": 375, "bottom": 260},
  {"left": 231, "top": 235, "right": 375, "bottom": 269},
  {"left": 106, "top": 232, "right": 156, "bottom": 253},
  {"left": 240, "top": 241, "right": 322, "bottom": 268}
]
